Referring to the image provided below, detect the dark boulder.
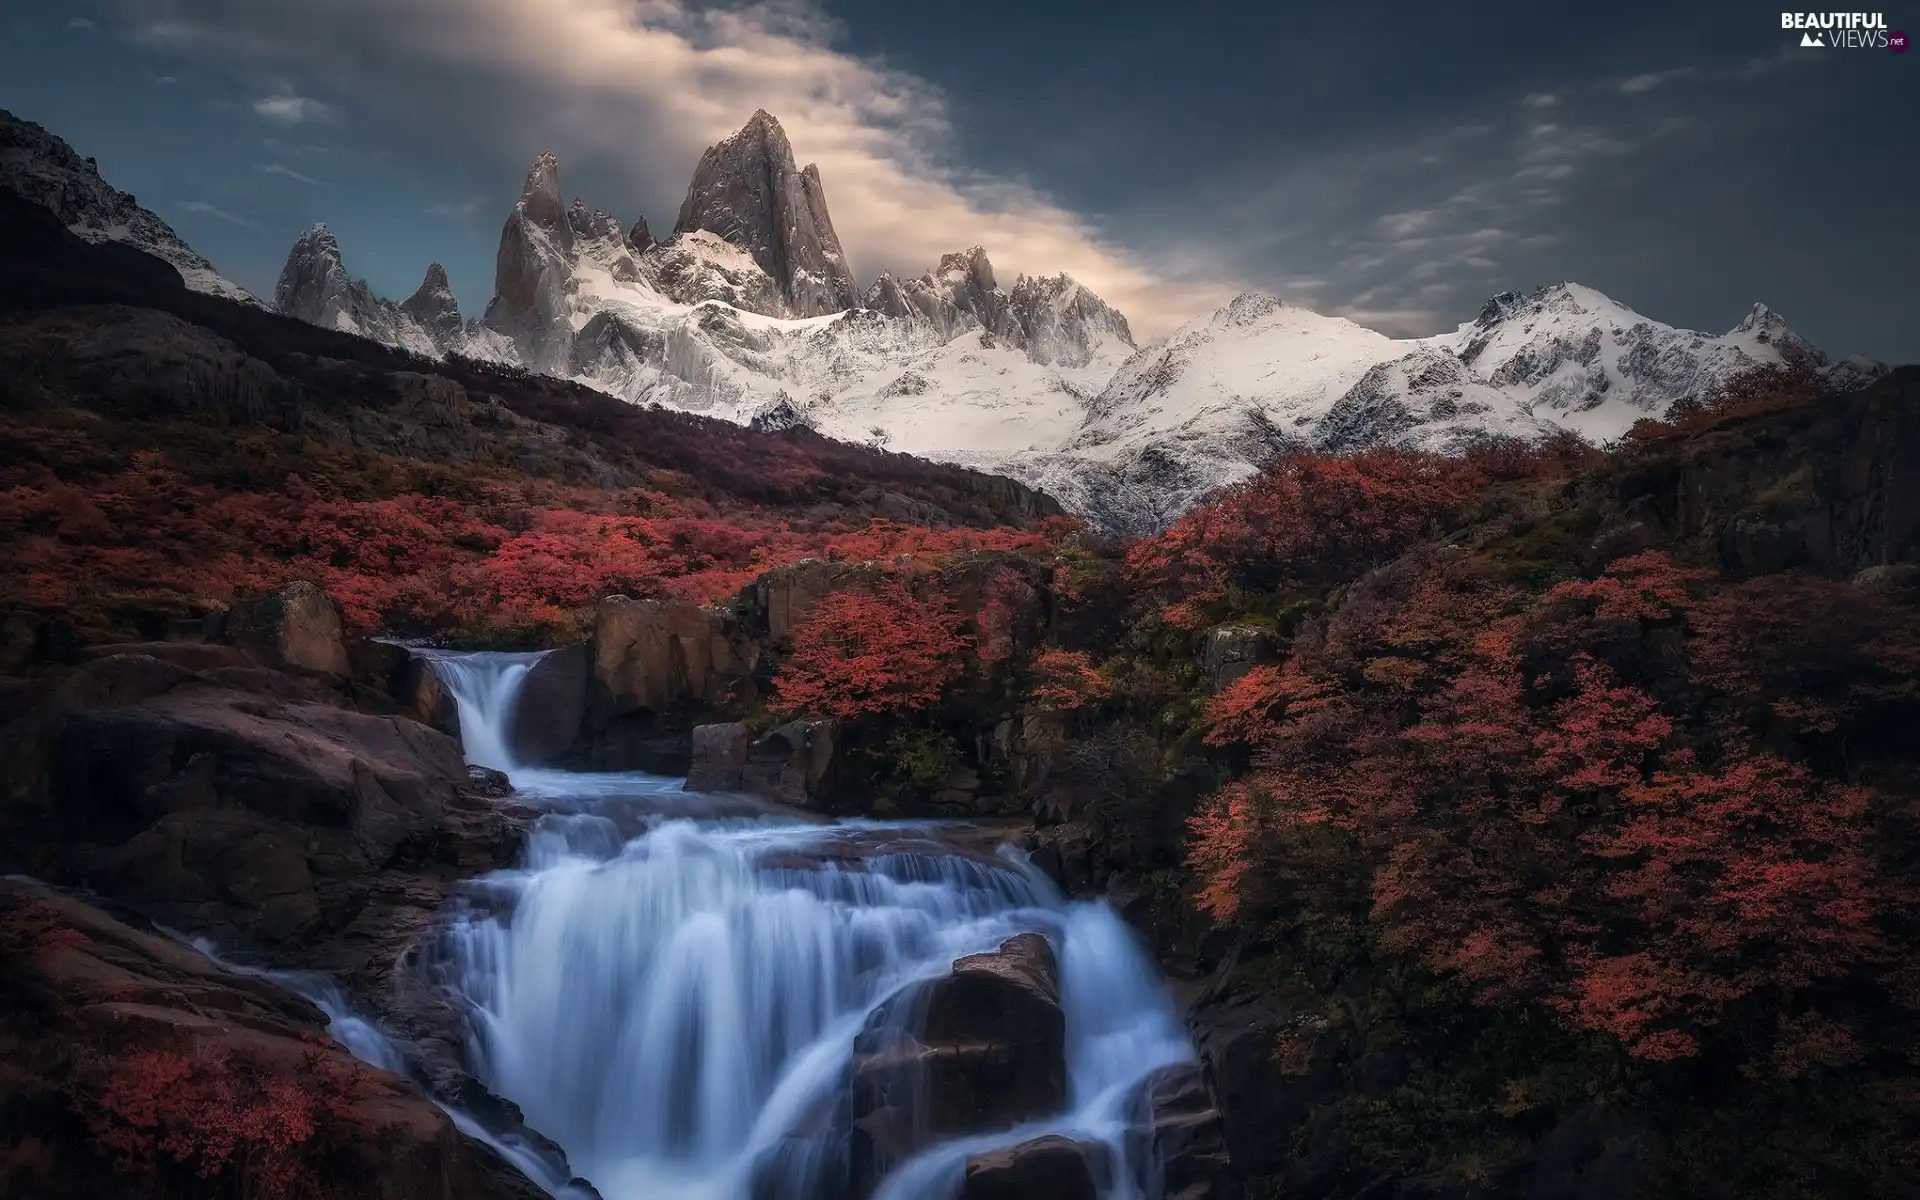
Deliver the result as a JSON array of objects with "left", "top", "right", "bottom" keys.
[
  {"left": 687, "top": 721, "right": 751, "bottom": 791},
  {"left": 203, "top": 580, "right": 351, "bottom": 677},
  {"left": 1128, "top": 1061, "right": 1235, "bottom": 1200},
  {"left": 849, "top": 933, "right": 1068, "bottom": 1188},
  {"left": 511, "top": 644, "right": 588, "bottom": 765},
  {"left": 741, "top": 719, "right": 837, "bottom": 807},
  {"left": 962, "top": 1135, "right": 1109, "bottom": 1200}
]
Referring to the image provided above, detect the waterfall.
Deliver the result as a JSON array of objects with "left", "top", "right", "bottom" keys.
[
  {"left": 416, "top": 651, "right": 1199, "bottom": 1200},
  {"left": 416, "top": 648, "right": 547, "bottom": 772}
]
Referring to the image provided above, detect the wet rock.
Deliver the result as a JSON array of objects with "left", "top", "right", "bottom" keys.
[
  {"left": 1127, "top": 1061, "right": 1234, "bottom": 1200},
  {"left": 687, "top": 721, "right": 751, "bottom": 791},
  {"left": 1028, "top": 821, "right": 1102, "bottom": 895},
  {"left": 1200, "top": 626, "right": 1272, "bottom": 693},
  {"left": 849, "top": 933, "right": 1067, "bottom": 1182},
  {"left": 588, "top": 595, "right": 754, "bottom": 722},
  {"left": 511, "top": 644, "right": 588, "bottom": 765},
  {"left": 1187, "top": 988, "right": 1340, "bottom": 1179},
  {"left": 962, "top": 1135, "right": 1109, "bottom": 1200},
  {"left": 740, "top": 719, "right": 836, "bottom": 807},
  {"left": 204, "top": 581, "right": 351, "bottom": 677},
  {"left": 392, "top": 655, "right": 462, "bottom": 740},
  {"left": 0, "top": 653, "right": 494, "bottom": 950}
]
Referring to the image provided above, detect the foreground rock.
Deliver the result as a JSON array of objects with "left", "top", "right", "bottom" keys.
[
  {"left": 201, "top": 579, "right": 352, "bottom": 677},
  {"left": 1129, "top": 1062, "right": 1235, "bottom": 1200},
  {"left": 962, "top": 1134, "right": 1109, "bottom": 1200},
  {"left": 0, "top": 876, "right": 545, "bottom": 1199},
  {"left": 849, "top": 933, "right": 1067, "bottom": 1192}
]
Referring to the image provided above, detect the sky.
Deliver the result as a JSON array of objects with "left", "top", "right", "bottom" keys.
[{"left": 3, "top": 0, "right": 1914, "bottom": 360}]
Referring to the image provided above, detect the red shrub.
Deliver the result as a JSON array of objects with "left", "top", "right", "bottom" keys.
[
  {"left": 770, "top": 582, "right": 973, "bottom": 719},
  {"left": 1026, "top": 648, "right": 1109, "bottom": 711}
]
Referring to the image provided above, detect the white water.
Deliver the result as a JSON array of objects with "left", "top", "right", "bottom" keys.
[
  {"left": 424, "top": 650, "right": 1197, "bottom": 1199},
  {"left": 416, "top": 648, "right": 547, "bottom": 772}
]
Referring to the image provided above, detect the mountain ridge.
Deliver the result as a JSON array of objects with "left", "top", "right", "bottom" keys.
[{"left": 0, "top": 104, "right": 1887, "bottom": 533}]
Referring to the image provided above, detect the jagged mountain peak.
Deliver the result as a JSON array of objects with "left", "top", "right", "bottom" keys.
[
  {"left": 272, "top": 219, "right": 454, "bottom": 360},
  {"left": 516, "top": 151, "right": 568, "bottom": 237},
  {"left": 673, "top": 110, "right": 859, "bottom": 318},
  {"left": 400, "top": 262, "right": 462, "bottom": 341},
  {"left": 628, "top": 214, "right": 655, "bottom": 253},
  {"left": 566, "top": 197, "right": 623, "bottom": 244},
  {"left": 1219, "top": 292, "right": 1288, "bottom": 327},
  {"left": 935, "top": 246, "right": 996, "bottom": 288}
]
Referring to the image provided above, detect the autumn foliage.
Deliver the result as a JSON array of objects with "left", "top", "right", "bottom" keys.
[
  {"left": 0, "top": 425, "right": 1061, "bottom": 641},
  {"left": 1189, "top": 545, "right": 1918, "bottom": 1072},
  {"left": 769, "top": 581, "right": 973, "bottom": 719},
  {"left": 79, "top": 1046, "right": 374, "bottom": 1198}
]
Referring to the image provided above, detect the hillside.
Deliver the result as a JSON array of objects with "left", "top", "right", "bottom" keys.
[{"left": 0, "top": 187, "right": 1064, "bottom": 646}]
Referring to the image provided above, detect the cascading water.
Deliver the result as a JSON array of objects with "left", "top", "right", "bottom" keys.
[
  {"left": 415, "top": 648, "right": 548, "bottom": 772},
  {"left": 421, "top": 649, "right": 1198, "bottom": 1199}
]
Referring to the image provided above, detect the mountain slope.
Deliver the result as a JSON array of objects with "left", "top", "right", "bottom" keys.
[
  {"left": 1425, "top": 282, "right": 1886, "bottom": 440},
  {"left": 0, "top": 106, "right": 260, "bottom": 307},
  {"left": 92, "top": 102, "right": 1864, "bottom": 534}
]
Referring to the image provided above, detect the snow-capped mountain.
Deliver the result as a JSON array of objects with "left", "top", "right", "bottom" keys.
[
  {"left": 274, "top": 223, "right": 461, "bottom": 360},
  {"left": 13, "top": 101, "right": 1873, "bottom": 532},
  {"left": 1426, "top": 283, "right": 1887, "bottom": 441},
  {"left": 256, "top": 109, "right": 1878, "bottom": 531},
  {"left": 1032, "top": 284, "right": 1884, "bottom": 530},
  {"left": 0, "top": 107, "right": 260, "bottom": 306}
]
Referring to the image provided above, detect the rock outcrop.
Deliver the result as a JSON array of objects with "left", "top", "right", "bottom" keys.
[
  {"left": 0, "top": 876, "right": 548, "bottom": 1200},
  {"left": 849, "top": 932, "right": 1068, "bottom": 1188},
  {"left": 740, "top": 719, "right": 837, "bottom": 807},
  {"left": 1128, "top": 1062, "right": 1235, "bottom": 1200},
  {"left": 686, "top": 720, "right": 751, "bottom": 792},
  {"left": 673, "top": 109, "right": 859, "bottom": 318},
  {"left": 961, "top": 1135, "right": 1110, "bottom": 1200},
  {"left": 201, "top": 580, "right": 352, "bottom": 678},
  {"left": 1200, "top": 626, "right": 1272, "bottom": 694},
  {"left": 483, "top": 151, "right": 576, "bottom": 372},
  {"left": 510, "top": 644, "right": 589, "bottom": 766}
]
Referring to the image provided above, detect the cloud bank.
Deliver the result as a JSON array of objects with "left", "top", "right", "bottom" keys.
[{"left": 117, "top": 0, "right": 1240, "bottom": 337}]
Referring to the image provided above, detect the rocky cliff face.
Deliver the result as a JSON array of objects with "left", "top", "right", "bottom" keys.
[
  {"left": 863, "top": 246, "right": 1134, "bottom": 369},
  {"left": 482, "top": 151, "right": 576, "bottom": 373},
  {"left": 673, "top": 108, "right": 860, "bottom": 318},
  {"left": 274, "top": 224, "right": 463, "bottom": 360},
  {"left": 0, "top": 106, "right": 259, "bottom": 305},
  {"left": 401, "top": 261, "right": 464, "bottom": 342}
]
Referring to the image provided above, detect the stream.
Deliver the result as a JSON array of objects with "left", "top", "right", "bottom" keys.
[{"left": 334, "top": 649, "right": 1197, "bottom": 1198}]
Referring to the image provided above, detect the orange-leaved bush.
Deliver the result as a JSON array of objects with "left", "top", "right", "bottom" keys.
[
  {"left": 1125, "top": 450, "right": 1476, "bottom": 628},
  {"left": 1026, "top": 648, "right": 1110, "bottom": 711},
  {"left": 769, "top": 581, "right": 972, "bottom": 720}
]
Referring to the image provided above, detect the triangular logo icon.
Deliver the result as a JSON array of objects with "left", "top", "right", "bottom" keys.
[{"left": 1800, "top": 30, "right": 1824, "bottom": 46}]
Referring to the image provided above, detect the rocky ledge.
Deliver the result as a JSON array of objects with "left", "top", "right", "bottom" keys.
[{"left": 0, "top": 583, "right": 570, "bottom": 1195}]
